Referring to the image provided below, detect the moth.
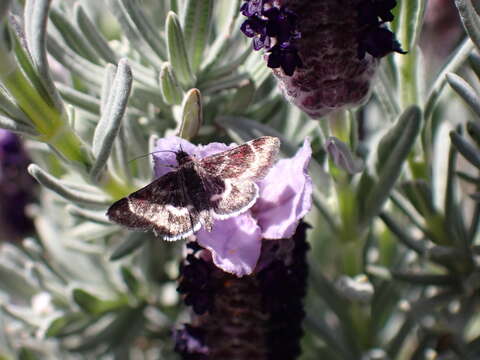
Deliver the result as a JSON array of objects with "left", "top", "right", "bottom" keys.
[{"left": 107, "top": 136, "right": 280, "bottom": 240}]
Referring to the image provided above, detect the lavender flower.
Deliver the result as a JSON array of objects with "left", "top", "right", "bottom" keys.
[
  {"left": 153, "top": 137, "right": 312, "bottom": 277},
  {"left": 0, "top": 129, "right": 35, "bottom": 240},
  {"left": 174, "top": 222, "right": 310, "bottom": 360},
  {"left": 240, "top": 0, "right": 406, "bottom": 118}
]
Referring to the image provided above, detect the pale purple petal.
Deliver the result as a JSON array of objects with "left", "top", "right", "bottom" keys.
[
  {"left": 196, "top": 213, "right": 262, "bottom": 277},
  {"left": 252, "top": 138, "right": 313, "bottom": 239},
  {"left": 194, "top": 141, "right": 235, "bottom": 158},
  {"left": 153, "top": 137, "right": 235, "bottom": 177}
]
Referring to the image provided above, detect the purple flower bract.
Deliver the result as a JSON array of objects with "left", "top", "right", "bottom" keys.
[{"left": 153, "top": 137, "right": 313, "bottom": 276}]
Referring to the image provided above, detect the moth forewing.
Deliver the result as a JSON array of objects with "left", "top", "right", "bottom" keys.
[{"left": 106, "top": 136, "right": 281, "bottom": 240}]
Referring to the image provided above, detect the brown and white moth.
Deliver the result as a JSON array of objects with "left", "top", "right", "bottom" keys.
[{"left": 107, "top": 136, "right": 280, "bottom": 240}]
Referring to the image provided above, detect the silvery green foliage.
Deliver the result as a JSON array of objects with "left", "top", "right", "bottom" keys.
[{"left": 0, "top": 0, "right": 479, "bottom": 359}]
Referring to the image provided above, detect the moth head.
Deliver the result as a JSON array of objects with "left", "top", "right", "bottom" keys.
[{"left": 176, "top": 150, "right": 193, "bottom": 166}]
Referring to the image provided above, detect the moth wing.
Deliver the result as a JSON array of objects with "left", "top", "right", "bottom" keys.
[
  {"left": 210, "top": 179, "right": 259, "bottom": 220},
  {"left": 106, "top": 172, "right": 200, "bottom": 241},
  {"left": 199, "top": 136, "right": 280, "bottom": 180}
]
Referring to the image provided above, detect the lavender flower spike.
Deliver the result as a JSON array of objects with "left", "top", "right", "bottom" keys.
[
  {"left": 240, "top": 0, "right": 406, "bottom": 118},
  {"left": 153, "top": 137, "right": 313, "bottom": 277}
]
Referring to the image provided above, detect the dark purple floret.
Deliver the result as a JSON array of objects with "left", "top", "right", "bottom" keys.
[
  {"left": 359, "top": 26, "right": 407, "bottom": 58},
  {"left": 239, "top": 0, "right": 303, "bottom": 76},
  {"left": 357, "top": 0, "right": 406, "bottom": 59},
  {"left": 240, "top": 0, "right": 265, "bottom": 17},
  {"left": 173, "top": 325, "right": 209, "bottom": 360},
  {"left": 267, "top": 43, "right": 303, "bottom": 76},
  {"left": 358, "top": 0, "right": 397, "bottom": 25},
  {"left": 0, "top": 130, "right": 35, "bottom": 240},
  {"left": 240, "top": 16, "right": 267, "bottom": 38},
  {"left": 177, "top": 254, "right": 218, "bottom": 315}
]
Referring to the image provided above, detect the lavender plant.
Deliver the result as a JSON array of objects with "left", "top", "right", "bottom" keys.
[{"left": 0, "top": 0, "right": 479, "bottom": 359}]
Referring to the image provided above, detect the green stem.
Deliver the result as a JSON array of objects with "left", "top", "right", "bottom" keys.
[{"left": 3, "top": 67, "right": 92, "bottom": 169}]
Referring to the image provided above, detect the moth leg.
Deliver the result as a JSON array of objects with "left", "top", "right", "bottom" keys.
[{"left": 200, "top": 210, "right": 214, "bottom": 232}]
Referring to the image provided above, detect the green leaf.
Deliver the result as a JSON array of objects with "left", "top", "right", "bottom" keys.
[
  {"left": 91, "top": 59, "right": 133, "bottom": 181},
  {"left": 379, "top": 212, "right": 426, "bottom": 254},
  {"left": 179, "top": 88, "right": 202, "bottom": 140},
  {"left": 391, "top": 271, "right": 457, "bottom": 286},
  {"left": 467, "top": 121, "right": 480, "bottom": 146},
  {"left": 120, "top": 266, "right": 141, "bottom": 296},
  {"left": 447, "top": 73, "right": 480, "bottom": 117},
  {"left": 396, "top": 0, "right": 426, "bottom": 50},
  {"left": 424, "top": 38, "right": 473, "bottom": 121},
  {"left": 45, "top": 313, "right": 90, "bottom": 337},
  {"left": 159, "top": 62, "right": 183, "bottom": 105},
  {"left": 69, "top": 306, "right": 145, "bottom": 353},
  {"left": 166, "top": 11, "right": 195, "bottom": 88},
  {"left": 72, "top": 289, "right": 127, "bottom": 316},
  {"left": 182, "top": 0, "right": 213, "bottom": 73},
  {"left": 451, "top": 131, "right": 480, "bottom": 169},
  {"left": 400, "top": 180, "right": 436, "bottom": 217},
  {"left": 118, "top": 0, "right": 167, "bottom": 60},
  {"left": 226, "top": 79, "right": 255, "bottom": 114},
  {"left": 106, "top": 0, "right": 163, "bottom": 66},
  {"left": 109, "top": 232, "right": 146, "bottom": 261},
  {"left": 49, "top": 7, "right": 101, "bottom": 65},
  {"left": 18, "top": 348, "right": 38, "bottom": 360},
  {"left": 74, "top": 4, "right": 117, "bottom": 64},
  {"left": 359, "top": 106, "right": 422, "bottom": 227},
  {"left": 455, "top": 0, "right": 480, "bottom": 52},
  {"left": 24, "top": 0, "right": 64, "bottom": 111},
  {"left": 28, "top": 164, "right": 112, "bottom": 205}
]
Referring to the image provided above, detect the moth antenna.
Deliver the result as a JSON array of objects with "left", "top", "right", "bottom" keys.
[{"left": 128, "top": 150, "right": 178, "bottom": 164}]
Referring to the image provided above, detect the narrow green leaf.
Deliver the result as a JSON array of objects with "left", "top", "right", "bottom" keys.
[
  {"left": 166, "top": 11, "right": 195, "bottom": 88},
  {"left": 467, "top": 121, "right": 480, "bottom": 146},
  {"left": 74, "top": 4, "right": 117, "bottom": 64},
  {"left": 446, "top": 132, "right": 474, "bottom": 253},
  {"left": 49, "top": 7, "right": 101, "bottom": 65},
  {"left": 24, "top": 0, "right": 64, "bottom": 111},
  {"left": 400, "top": 180, "right": 436, "bottom": 218},
  {"left": 380, "top": 212, "right": 426, "bottom": 254},
  {"left": 391, "top": 271, "right": 457, "bottom": 286},
  {"left": 447, "top": 73, "right": 480, "bottom": 117},
  {"left": 91, "top": 59, "right": 133, "bottom": 181},
  {"left": 424, "top": 38, "right": 473, "bottom": 121},
  {"left": 118, "top": 0, "right": 166, "bottom": 61},
  {"left": 182, "top": 0, "right": 213, "bottom": 73},
  {"left": 455, "top": 0, "right": 480, "bottom": 51},
  {"left": 359, "top": 106, "right": 422, "bottom": 227},
  {"left": 226, "top": 79, "right": 255, "bottom": 114},
  {"left": 72, "top": 289, "right": 127, "bottom": 316},
  {"left": 106, "top": 0, "right": 163, "bottom": 67},
  {"left": 28, "top": 164, "right": 112, "bottom": 205},
  {"left": 19, "top": 348, "right": 38, "bottom": 360},
  {"left": 0, "top": 115, "right": 38, "bottom": 136},
  {"left": 109, "top": 232, "right": 146, "bottom": 261},
  {"left": 47, "top": 35, "right": 104, "bottom": 86},
  {"left": 159, "top": 62, "right": 183, "bottom": 105},
  {"left": 69, "top": 306, "right": 145, "bottom": 353},
  {"left": 450, "top": 131, "right": 480, "bottom": 169},
  {"left": 120, "top": 266, "right": 141, "bottom": 295},
  {"left": 397, "top": 0, "right": 426, "bottom": 50},
  {"left": 179, "top": 88, "right": 202, "bottom": 140},
  {"left": 45, "top": 313, "right": 89, "bottom": 337},
  {"left": 56, "top": 83, "right": 101, "bottom": 115},
  {"left": 201, "top": 1, "right": 242, "bottom": 71}
]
